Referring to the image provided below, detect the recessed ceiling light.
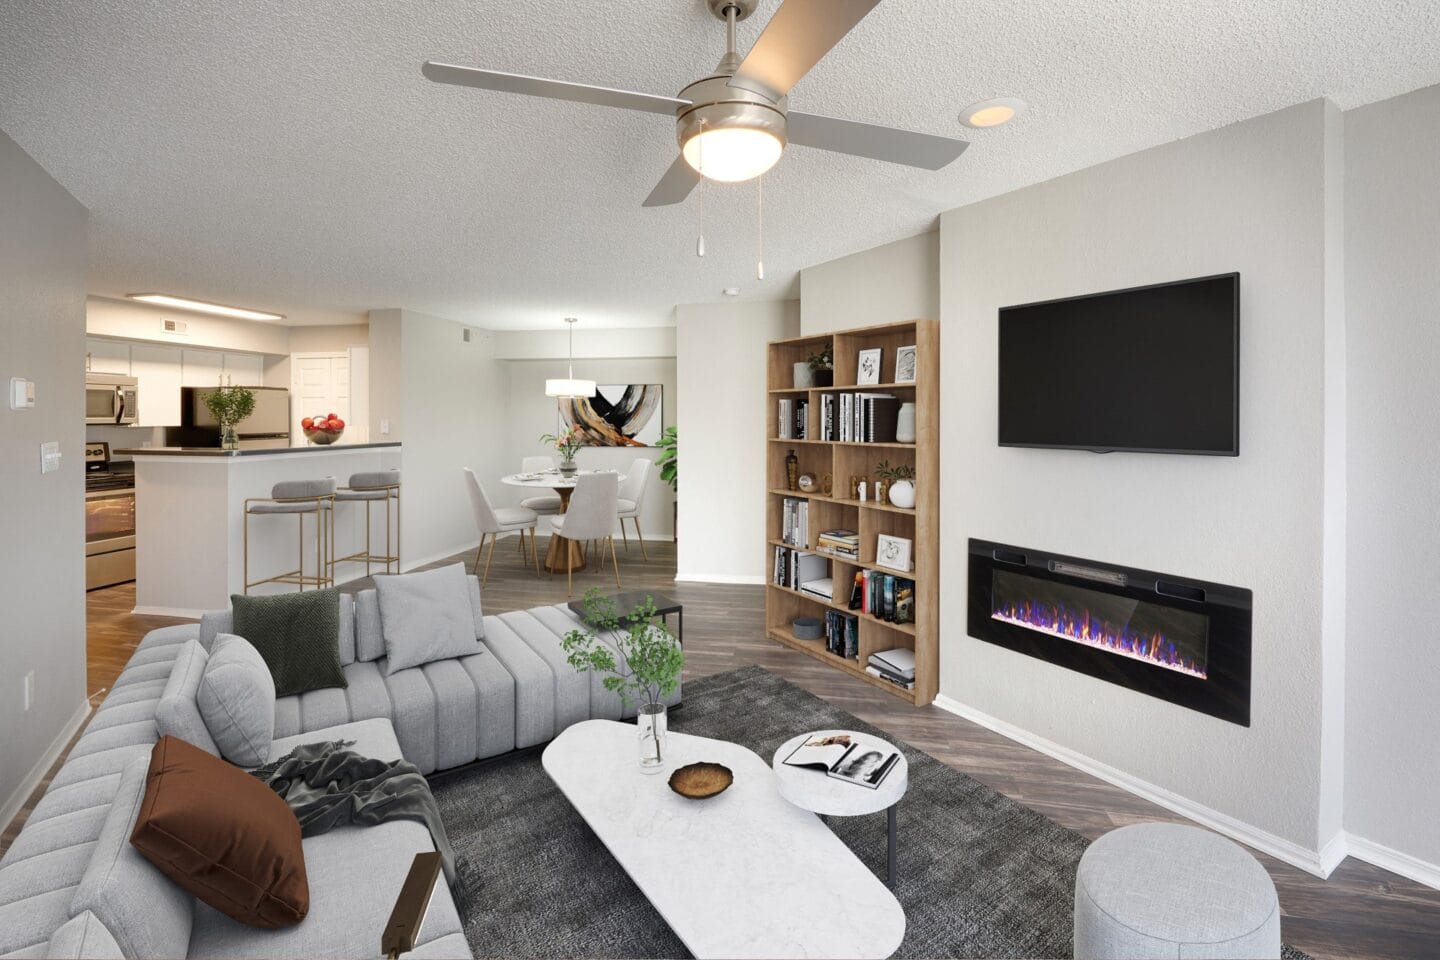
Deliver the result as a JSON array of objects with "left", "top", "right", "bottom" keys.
[
  {"left": 723, "top": 287, "right": 741, "bottom": 297},
  {"left": 126, "top": 293, "right": 285, "bottom": 322},
  {"left": 959, "top": 97, "right": 1026, "bottom": 129}
]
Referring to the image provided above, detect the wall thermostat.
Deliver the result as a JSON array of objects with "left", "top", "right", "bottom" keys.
[{"left": 9, "top": 377, "right": 35, "bottom": 410}]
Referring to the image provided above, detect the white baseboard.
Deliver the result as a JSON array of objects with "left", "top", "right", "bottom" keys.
[
  {"left": 131, "top": 605, "right": 207, "bottom": 619},
  {"left": 0, "top": 698, "right": 92, "bottom": 838},
  {"left": 673, "top": 573, "right": 767, "bottom": 585},
  {"left": 1345, "top": 833, "right": 1440, "bottom": 891},
  {"left": 931, "top": 693, "right": 1338, "bottom": 878}
]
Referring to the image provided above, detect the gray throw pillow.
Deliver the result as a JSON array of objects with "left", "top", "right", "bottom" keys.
[
  {"left": 155, "top": 640, "right": 220, "bottom": 756},
  {"left": 230, "top": 588, "right": 348, "bottom": 697},
  {"left": 374, "top": 563, "right": 482, "bottom": 674},
  {"left": 197, "top": 634, "right": 277, "bottom": 767}
]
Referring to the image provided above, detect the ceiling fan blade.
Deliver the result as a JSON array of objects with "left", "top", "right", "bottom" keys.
[
  {"left": 422, "top": 62, "right": 689, "bottom": 116},
  {"left": 788, "top": 111, "right": 969, "bottom": 170},
  {"left": 643, "top": 157, "right": 703, "bottom": 207},
  {"left": 727, "top": 0, "right": 881, "bottom": 102}
]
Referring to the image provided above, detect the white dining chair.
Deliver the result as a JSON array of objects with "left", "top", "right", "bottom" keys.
[
  {"left": 519, "top": 455, "right": 562, "bottom": 515},
  {"left": 616, "top": 458, "right": 654, "bottom": 559},
  {"left": 548, "top": 472, "right": 620, "bottom": 596},
  {"left": 464, "top": 468, "right": 539, "bottom": 584}
]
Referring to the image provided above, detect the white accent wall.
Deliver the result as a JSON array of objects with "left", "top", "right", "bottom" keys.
[
  {"left": 675, "top": 300, "right": 800, "bottom": 583},
  {"left": 1342, "top": 82, "right": 1440, "bottom": 875},
  {"left": 0, "top": 129, "right": 90, "bottom": 829},
  {"left": 799, "top": 231, "right": 938, "bottom": 335}
]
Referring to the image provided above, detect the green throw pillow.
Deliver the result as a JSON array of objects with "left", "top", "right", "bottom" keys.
[{"left": 230, "top": 588, "right": 348, "bottom": 697}]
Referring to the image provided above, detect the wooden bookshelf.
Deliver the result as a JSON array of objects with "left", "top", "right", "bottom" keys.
[{"left": 764, "top": 320, "right": 939, "bottom": 705}]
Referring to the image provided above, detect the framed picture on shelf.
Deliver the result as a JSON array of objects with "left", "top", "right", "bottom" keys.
[
  {"left": 894, "top": 345, "right": 917, "bottom": 384},
  {"left": 857, "top": 348, "right": 883, "bottom": 385},
  {"left": 875, "top": 534, "right": 913, "bottom": 572}
]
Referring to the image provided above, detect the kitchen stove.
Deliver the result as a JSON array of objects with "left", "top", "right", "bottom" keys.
[{"left": 85, "top": 442, "right": 136, "bottom": 589}]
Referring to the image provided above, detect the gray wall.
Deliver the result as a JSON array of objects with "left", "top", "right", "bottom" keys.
[
  {"left": 938, "top": 101, "right": 1345, "bottom": 853},
  {"left": 1343, "top": 83, "right": 1440, "bottom": 867},
  {"left": 799, "top": 231, "right": 938, "bottom": 335},
  {"left": 0, "top": 130, "right": 89, "bottom": 825}
]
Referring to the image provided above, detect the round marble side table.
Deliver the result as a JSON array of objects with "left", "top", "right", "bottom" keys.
[{"left": 772, "top": 729, "right": 909, "bottom": 888}]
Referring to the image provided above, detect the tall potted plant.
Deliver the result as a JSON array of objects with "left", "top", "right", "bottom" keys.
[
  {"left": 203, "top": 378, "right": 256, "bottom": 450},
  {"left": 655, "top": 426, "right": 678, "bottom": 540},
  {"left": 563, "top": 590, "right": 684, "bottom": 772},
  {"left": 541, "top": 425, "right": 585, "bottom": 476}
]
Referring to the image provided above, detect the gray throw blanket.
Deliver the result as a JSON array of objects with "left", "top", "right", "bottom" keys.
[{"left": 250, "top": 740, "right": 461, "bottom": 890}]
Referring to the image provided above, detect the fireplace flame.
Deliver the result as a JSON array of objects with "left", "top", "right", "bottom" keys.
[{"left": 991, "top": 599, "right": 1207, "bottom": 679}]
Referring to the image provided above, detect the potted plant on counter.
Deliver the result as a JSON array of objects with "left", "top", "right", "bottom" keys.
[
  {"left": 541, "top": 425, "right": 585, "bottom": 476},
  {"left": 203, "top": 378, "right": 256, "bottom": 450},
  {"left": 563, "top": 589, "right": 684, "bottom": 772}
]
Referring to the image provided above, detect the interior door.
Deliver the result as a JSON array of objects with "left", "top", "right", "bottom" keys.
[{"left": 291, "top": 354, "right": 351, "bottom": 443}]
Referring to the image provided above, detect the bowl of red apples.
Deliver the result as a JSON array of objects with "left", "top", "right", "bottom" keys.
[{"left": 301, "top": 413, "right": 345, "bottom": 445}]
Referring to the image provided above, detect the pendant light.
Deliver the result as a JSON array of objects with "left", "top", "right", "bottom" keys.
[{"left": 545, "top": 317, "right": 597, "bottom": 399}]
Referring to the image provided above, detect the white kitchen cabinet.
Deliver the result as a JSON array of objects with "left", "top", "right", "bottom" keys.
[
  {"left": 181, "top": 349, "right": 225, "bottom": 387},
  {"left": 129, "top": 344, "right": 184, "bottom": 426},
  {"left": 222, "top": 352, "right": 264, "bottom": 386},
  {"left": 85, "top": 339, "right": 131, "bottom": 375}
]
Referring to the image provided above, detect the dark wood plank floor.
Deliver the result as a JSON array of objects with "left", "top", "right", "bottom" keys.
[{"left": 5, "top": 534, "right": 1438, "bottom": 959}]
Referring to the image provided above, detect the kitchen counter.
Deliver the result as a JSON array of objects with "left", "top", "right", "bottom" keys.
[
  {"left": 127, "top": 443, "right": 402, "bottom": 616},
  {"left": 117, "top": 442, "right": 401, "bottom": 457}
]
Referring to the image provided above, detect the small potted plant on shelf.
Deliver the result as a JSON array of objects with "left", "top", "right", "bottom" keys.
[
  {"left": 875, "top": 460, "right": 917, "bottom": 509},
  {"left": 563, "top": 590, "right": 684, "bottom": 772},
  {"left": 794, "top": 343, "right": 834, "bottom": 389},
  {"left": 541, "top": 425, "right": 585, "bottom": 476},
  {"left": 203, "top": 378, "right": 256, "bottom": 450}
]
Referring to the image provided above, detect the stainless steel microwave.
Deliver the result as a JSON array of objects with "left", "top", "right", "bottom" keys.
[{"left": 86, "top": 374, "right": 140, "bottom": 425}]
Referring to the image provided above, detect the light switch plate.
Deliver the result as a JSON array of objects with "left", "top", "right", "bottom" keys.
[
  {"left": 9, "top": 377, "right": 35, "bottom": 410},
  {"left": 40, "top": 441, "right": 61, "bottom": 474},
  {"left": 380, "top": 419, "right": 391, "bottom": 436}
]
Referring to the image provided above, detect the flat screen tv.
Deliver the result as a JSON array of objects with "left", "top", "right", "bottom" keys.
[{"left": 998, "top": 273, "right": 1239, "bottom": 456}]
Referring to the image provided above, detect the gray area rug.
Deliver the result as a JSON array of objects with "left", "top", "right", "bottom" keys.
[{"left": 432, "top": 665, "right": 1309, "bottom": 959}]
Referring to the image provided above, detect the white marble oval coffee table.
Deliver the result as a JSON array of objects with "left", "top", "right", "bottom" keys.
[
  {"left": 544, "top": 719, "right": 906, "bottom": 959},
  {"left": 772, "top": 729, "right": 910, "bottom": 888}
]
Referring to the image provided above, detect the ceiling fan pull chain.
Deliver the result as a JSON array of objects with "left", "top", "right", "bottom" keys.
[
  {"left": 756, "top": 173, "right": 765, "bottom": 280},
  {"left": 696, "top": 119, "right": 707, "bottom": 257}
]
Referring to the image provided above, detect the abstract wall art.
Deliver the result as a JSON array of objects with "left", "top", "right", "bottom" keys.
[{"left": 560, "top": 384, "right": 663, "bottom": 446}]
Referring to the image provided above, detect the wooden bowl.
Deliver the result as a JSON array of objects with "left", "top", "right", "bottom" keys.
[{"left": 668, "top": 761, "right": 733, "bottom": 799}]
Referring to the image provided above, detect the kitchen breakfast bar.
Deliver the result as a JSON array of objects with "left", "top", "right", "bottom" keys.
[{"left": 118, "top": 443, "right": 401, "bottom": 617}]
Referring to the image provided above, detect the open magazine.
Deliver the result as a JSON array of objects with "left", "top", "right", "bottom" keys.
[{"left": 781, "top": 733, "right": 901, "bottom": 790}]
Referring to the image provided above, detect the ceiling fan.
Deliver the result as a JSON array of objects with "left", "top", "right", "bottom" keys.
[{"left": 422, "top": 0, "right": 969, "bottom": 207}]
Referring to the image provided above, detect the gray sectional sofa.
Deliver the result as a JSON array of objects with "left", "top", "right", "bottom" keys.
[{"left": 0, "top": 578, "right": 679, "bottom": 959}]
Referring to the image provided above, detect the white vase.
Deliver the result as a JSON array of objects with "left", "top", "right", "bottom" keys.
[
  {"left": 889, "top": 479, "right": 916, "bottom": 509},
  {"left": 793, "top": 362, "right": 815, "bottom": 389},
  {"left": 637, "top": 703, "right": 668, "bottom": 773},
  {"left": 895, "top": 402, "right": 917, "bottom": 443}
]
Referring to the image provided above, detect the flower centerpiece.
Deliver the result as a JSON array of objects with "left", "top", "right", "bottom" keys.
[
  {"left": 541, "top": 425, "right": 585, "bottom": 476},
  {"left": 563, "top": 590, "right": 684, "bottom": 772},
  {"left": 202, "top": 378, "right": 256, "bottom": 450}
]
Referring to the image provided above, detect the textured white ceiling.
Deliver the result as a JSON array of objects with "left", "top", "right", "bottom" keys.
[{"left": 2, "top": 1, "right": 1437, "bottom": 329}]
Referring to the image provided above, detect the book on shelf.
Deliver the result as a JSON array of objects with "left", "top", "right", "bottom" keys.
[
  {"left": 781, "top": 733, "right": 901, "bottom": 789},
  {"left": 777, "top": 398, "right": 809, "bottom": 440},
  {"left": 816, "top": 529, "right": 859, "bottom": 560},
  {"left": 850, "top": 570, "right": 915, "bottom": 623},
  {"left": 772, "top": 546, "right": 828, "bottom": 591},
  {"left": 781, "top": 498, "right": 810, "bottom": 548},
  {"left": 869, "top": 647, "right": 916, "bottom": 680},
  {"left": 824, "top": 609, "right": 859, "bottom": 659},
  {"left": 823, "top": 392, "right": 903, "bottom": 443}
]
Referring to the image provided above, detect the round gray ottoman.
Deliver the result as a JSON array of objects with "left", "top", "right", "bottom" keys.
[{"left": 1074, "top": 823, "right": 1280, "bottom": 959}]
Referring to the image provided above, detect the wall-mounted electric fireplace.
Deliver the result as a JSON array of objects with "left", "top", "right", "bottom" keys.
[{"left": 968, "top": 540, "right": 1252, "bottom": 726}]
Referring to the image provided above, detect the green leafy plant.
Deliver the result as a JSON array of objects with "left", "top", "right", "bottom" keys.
[
  {"left": 563, "top": 590, "right": 684, "bottom": 758},
  {"left": 807, "top": 343, "right": 834, "bottom": 371},
  {"left": 655, "top": 425, "right": 678, "bottom": 492},
  {"left": 874, "top": 459, "right": 915, "bottom": 483},
  {"left": 203, "top": 380, "right": 255, "bottom": 427},
  {"left": 540, "top": 425, "right": 585, "bottom": 464}
]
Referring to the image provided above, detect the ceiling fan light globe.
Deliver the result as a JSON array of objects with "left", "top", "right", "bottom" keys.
[{"left": 682, "top": 127, "right": 783, "bottom": 182}]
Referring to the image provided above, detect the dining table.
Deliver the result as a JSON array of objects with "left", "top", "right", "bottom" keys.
[{"left": 501, "top": 469, "right": 625, "bottom": 574}]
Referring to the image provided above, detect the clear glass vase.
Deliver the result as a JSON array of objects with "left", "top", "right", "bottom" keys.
[
  {"left": 221, "top": 424, "right": 239, "bottom": 450},
  {"left": 637, "top": 703, "right": 667, "bottom": 773}
]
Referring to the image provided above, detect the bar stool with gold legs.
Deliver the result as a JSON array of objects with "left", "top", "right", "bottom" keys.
[
  {"left": 243, "top": 478, "right": 336, "bottom": 593},
  {"left": 331, "top": 470, "right": 401, "bottom": 578}
]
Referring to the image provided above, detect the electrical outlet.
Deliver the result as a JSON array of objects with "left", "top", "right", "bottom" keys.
[
  {"left": 23, "top": 670, "right": 35, "bottom": 711},
  {"left": 380, "top": 419, "right": 391, "bottom": 436}
]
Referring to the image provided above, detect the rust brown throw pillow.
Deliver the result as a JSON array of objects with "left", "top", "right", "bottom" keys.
[{"left": 130, "top": 735, "right": 309, "bottom": 928}]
